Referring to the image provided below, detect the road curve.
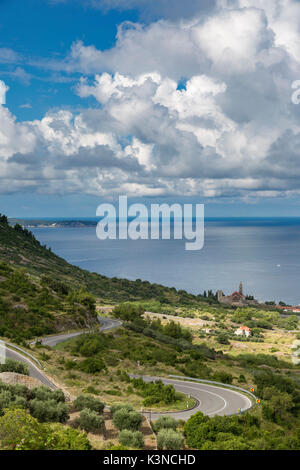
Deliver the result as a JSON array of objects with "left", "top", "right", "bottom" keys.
[
  {"left": 5, "top": 316, "right": 122, "bottom": 388},
  {"left": 6, "top": 347, "right": 57, "bottom": 389},
  {"left": 38, "top": 316, "right": 122, "bottom": 347},
  {"left": 131, "top": 375, "right": 253, "bottom": 420},
  {"left": 4, "top": 319, "right": 253, "bottom": 420}
]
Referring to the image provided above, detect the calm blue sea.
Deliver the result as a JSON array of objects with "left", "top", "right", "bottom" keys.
[{"left": 31, "top": 218, "right": 300, "bottom": 305}]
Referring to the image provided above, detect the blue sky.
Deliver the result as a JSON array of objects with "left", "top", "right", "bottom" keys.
[
  {"left": 1, "top": 0, "right": 300, "bottom": 217},
  {"left": 0, "top": 0, "right": 137, "bottom": 120}
]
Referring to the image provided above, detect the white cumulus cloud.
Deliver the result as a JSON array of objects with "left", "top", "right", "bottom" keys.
[{"left": 2, "top": 1, "right": 300, "bottom": 200}]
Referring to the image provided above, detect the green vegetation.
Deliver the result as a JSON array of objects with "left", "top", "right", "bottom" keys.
[
  {"left": 235, "top": 353, "right": 293, "bottom": 370},
  {"left": 254, "top": 369, "right": 300, "bottom": 424},
  {"left": 216, "top": 332, "right": 230, "bottom": 345},
  {"left": 110, "top": 403, "right": 134, "bottom": 415},
  {"left": 157, "top": 429, "right": 184, "bottom": 450},
  {"left": 232, "top": 307, "right": 299, "bottom": 331},
  {"left": 113, "top": 302, "right": 145, "bottom": 322},
  {"left": 113, "top": 302, "right": 192, "bottom": 341},
  {"left": 184, "top": 367, "right": 300, "bottom": 450},
  {"left": 0, "top": 359, "right": 29, "bottom": 375},
  {"left": 185, "top": 412, "right": 256, "bottom": 450},
  {"left": 73, "top": 395, "right": 105, "bottom": 413},
  {"left": 55, "top": 327, "right": 216, "bottom": 384},
  {"left": 1, "top": 211, "right": 299, "bottom": 450},
  {"left": 146, "top": 316, "right": 192, "bottom": 341},
  {"left": 130, "top": 377, "right": 177, "bottom": 406},
  {"left": 152, "top": 416, "right": 179, "bottom": 432},
  {"left": 118, "top": 430, "right": 144, "bottom": 449},
  {"left": 0, "top": 382, "right": 69, "bottom": 424},
  {"left": 112, "top": 408, "right": 143, "bottom": 431},
  {"left": 76, "top": 408, "right": 105, "bottom": 433},
  {"left": 0, "top": 261, "right": 97, "bottom": 341},
  {"left": 130, "top": 376, "right": 196, "bottom": 410},
  {"left": 0, "top": 408, "right": 91, "bottom": 450},
  {"left": 28, "top": 398, "right": 69, "bottom": 423}
]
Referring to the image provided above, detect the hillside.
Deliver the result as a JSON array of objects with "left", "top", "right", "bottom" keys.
[
  {"left": 1, "top": 214, "right": 300, "bottom": 450},
  {"left": 0, "top": 213, "right": 213, "bottom": 306},
  {"left": 0, "top": 260, "right": 98, "bottom": 341}
]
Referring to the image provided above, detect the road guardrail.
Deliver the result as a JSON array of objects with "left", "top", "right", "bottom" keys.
[
  {"left": 168, "top": 374, "right": 257, "bottom": 413},
  {"left": 4, "top": 342, "right": 42, "bottom": 368}
]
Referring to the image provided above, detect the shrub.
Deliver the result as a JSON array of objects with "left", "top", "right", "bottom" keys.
[
  {"left": 78, "top": 357, "right": 106, "bottom": 374},
  {"left": 79, "top": 338, "right": 103, "bottom": 357},
  {"left": 47, "top": 425, "right": 92, "bottom": 450},
  {"left": 12, "top": 396, "right": 27, "bottom": 409},
  {"left": 105, "top": 389, "right": 122, "bottom": 396},
  {"left": 184, "top": 411, "right": 210, "bottom": 448},
  {"left": 113, "top": 303, "right": 145, "bottom": 322},
  {"left": 30, "top": 386, "right": 65, "bottom": 403},
  {"left": 84, "top": 386, "right": 99, "bottom": 395},
  {"left": 212, "top": 371, "right": 233, "bottom": 384},
  {"left": 110, "top": 403, "right": 134, "bottom": 416},
  {"left": 157, "top": 429, "right": 184, "bottom": 450},
  {"left": 0, "top": 359, "right": 29, "bottom": 375},
  {"left": 0, "top": 390, "right": 13, "bottom": 415},
  {"left": 216, "top": 333, "right": 230, "bottom": 345},
  {"left": 148, "top": 318, "right": 192, "bottom": 342},
  {"left": 153, "top": 416, "right": 178, "bottom": 432},
  {"left": 184, "top": 412, "right": 260, "bottom": 450},
  {"left": 73, "top": 395, "right": 105, "bottom": 413},
  {"left": 0, "top": 408, "right": 50, "bottom": 450},
  {"left": 0, "top": 408, "right": 92, "bottom": 450},
  {"left": 113, "top": 409, "right": 142, "bottom": 431},
  {"left": 76, "top": 408, "right": 105, "bottom": 433},
  {"left": 131, "top": 378, "right": 177, "bottom": 405},
  {"left": 29, "top": 399, "right": 69, "bottom": 423},
  {"left": 10, "top": 384, "right": 28, "bottom": 398},
  {"left": 118, "top": 430, "right": 144, "bottom": 449},
  {"left": 65, "top": 360, "right": 76, "bottom": 370}
]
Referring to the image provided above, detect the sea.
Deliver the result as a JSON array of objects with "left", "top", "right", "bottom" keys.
[{"left": 31, "top": 217, "right": 300, "bottom": 306}]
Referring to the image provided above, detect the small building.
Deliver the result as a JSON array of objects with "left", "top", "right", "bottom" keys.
[{"left": 234, "top": 325, "right": 251, "bottom": 337}]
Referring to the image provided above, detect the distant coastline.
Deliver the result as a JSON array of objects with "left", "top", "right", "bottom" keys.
[
  {"left": 8, "top": 218, "right": 98, "bottom": 228},
  {"left": 9, "top": 216, "right": 300, "bottom": 229}
]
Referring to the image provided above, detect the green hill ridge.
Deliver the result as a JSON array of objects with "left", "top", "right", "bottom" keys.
[{"left": 0, "top": 213, "right": 211, "bottom": 306}]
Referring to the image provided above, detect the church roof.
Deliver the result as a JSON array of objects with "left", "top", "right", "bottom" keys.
[{"left": 231, "top": 291, "right": 245, "bottom": 298}]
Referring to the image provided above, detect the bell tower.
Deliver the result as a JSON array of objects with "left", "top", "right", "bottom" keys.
[{"left": 239, "top": 281, "right": 243, "bottom": 295}]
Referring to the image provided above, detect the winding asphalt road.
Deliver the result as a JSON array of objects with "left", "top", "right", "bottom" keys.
[
  {"left": 5, "top": 316, "right": 122, "bottom": 389},
  {"left": 6, "top": 347, "right": 57, "bottom": 389},
  {"left": 4, "top": 317, "right": 253, "bottom": 419},
  {"left": 131, "top": 375, "right": 252, "bottom": 420},
  {"left": 37, "top": 316, "right": 122, "bottom": 348}
]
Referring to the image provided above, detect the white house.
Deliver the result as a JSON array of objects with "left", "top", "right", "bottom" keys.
[{"left": 234, "top": 325, "right": 251, "bottom": 337}]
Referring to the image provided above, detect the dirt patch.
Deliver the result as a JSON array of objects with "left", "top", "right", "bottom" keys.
[
  {"left": 97, "top": 306, "right": 115, "bottom": 314},
  {"left": 0, "top": 372, "right": 44, "bottom": 389},
  {"left": 231, "top": 342, "right": 249, "bottom": 350}
]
